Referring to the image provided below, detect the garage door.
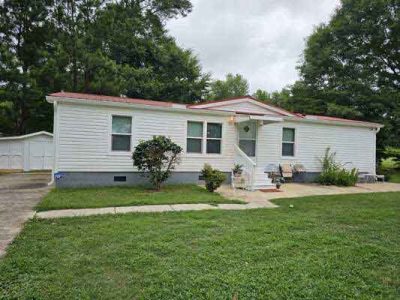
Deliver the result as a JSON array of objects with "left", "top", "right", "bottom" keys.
[
  {"left": 29, "top": 141, "right": 53, "bottom": 170},
  {"left": 0, "top": 141, "right": 24, "bottom": 169}
]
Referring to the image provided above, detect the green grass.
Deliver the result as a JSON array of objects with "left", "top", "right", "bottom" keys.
[
  {"left": 36, "top": 184, "right": 244, "bottom": 211},
  {"left": 2, "top": 192, "right": 400, "bottom": 299}
]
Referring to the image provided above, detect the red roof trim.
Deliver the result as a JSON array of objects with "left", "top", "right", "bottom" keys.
[
  {"left": 305, "top": 114, "right": 381, "bottom": 126},
  {"left": 48, "top": 92, "right": 382, "bottom": 127},
  {"left": 49, "top": 92, "right": 182, "bottom": 108},
  {"left": 187, "top": 95, "right": 256, "bottom": 107}
]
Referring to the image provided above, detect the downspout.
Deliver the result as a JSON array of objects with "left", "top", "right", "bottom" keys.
[
  {"left": 374, "top": 127, "right": 381, "bottom": 176},
  {"left": 48, "top": 100, "right": 58, "bottom": 186}
]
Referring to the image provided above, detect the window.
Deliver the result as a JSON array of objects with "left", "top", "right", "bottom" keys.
[
  {"left": 282, "top": 128, "right": 295, "bottom": 156},
  {"left": 186, "top": 121, "right": 222, "bottom": 154},
  {"left": 111, "top": 116, "right": 132, "bottom": 151},
  {"left": 187, "top": 121, "right": 203, "bottom": 153},
  {"left": 206, "top": 123, "right": 222, "bottom": 154},
  {"left": 239, "top": 121, "right": 256, "bottom": 157}
]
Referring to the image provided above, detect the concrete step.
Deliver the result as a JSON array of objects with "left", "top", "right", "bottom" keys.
[{"left": 252, "top": 184, "right": 276, "bottom": 190}]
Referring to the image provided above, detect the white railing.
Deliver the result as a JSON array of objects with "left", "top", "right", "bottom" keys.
[{"left": 234, "top": 144, "right": 256, "bottom": 190}]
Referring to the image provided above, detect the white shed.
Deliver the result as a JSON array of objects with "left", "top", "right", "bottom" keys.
[{"left": 0, "top": 131, "right": 53, "bottom": 171}]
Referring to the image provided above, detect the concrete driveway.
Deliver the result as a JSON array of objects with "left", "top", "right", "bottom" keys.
[{"left": 0, "top": 172, "right": 51, "bottom": 257}]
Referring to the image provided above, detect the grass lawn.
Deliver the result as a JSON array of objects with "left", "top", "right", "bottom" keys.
[
  {"left": 2, "top": 192, "right": 399, "bottom": 299},
  {"left": 36, "top": 184, "right": 244, "bottom": 211}
]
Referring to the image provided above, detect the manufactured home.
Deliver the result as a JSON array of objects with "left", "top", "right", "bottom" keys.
[{"left": 47, "top": 92, "right": 383, "bottom": 189}]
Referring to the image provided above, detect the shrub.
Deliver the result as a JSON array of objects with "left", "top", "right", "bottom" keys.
[
  {"left": 201, "top": 164, "right": 226, "bottom": 192},
  {"left": 132, "top": 136, "right": 182, "bottom": 190},
  {"left": 316, "top": 147, "right": 358, "bottom": 186},
  {"left": 383, "top": 147, "right": 400, "bottom": 165}
]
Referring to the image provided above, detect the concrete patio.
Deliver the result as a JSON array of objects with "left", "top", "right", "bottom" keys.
[{"left": 218, "top": 182, "right": 400, "bottom": 203}]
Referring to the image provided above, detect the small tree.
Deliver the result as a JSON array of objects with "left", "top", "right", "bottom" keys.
[{"left": 132, "top": 136, "right": 182, "bottom": 190}]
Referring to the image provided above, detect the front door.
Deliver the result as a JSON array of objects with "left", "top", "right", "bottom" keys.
[{"left": 237, "top": 121, "right": 257, "bottom": 158}]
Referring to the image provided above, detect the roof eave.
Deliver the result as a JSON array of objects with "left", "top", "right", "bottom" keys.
[
  {"left": 284, "top": 116, "right": 384, "bottom": 129},
  {"left": 46, "top": 96, "right": 234, "bottom": 116}
]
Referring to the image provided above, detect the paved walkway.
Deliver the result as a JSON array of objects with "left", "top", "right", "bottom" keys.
[
  {"left": 0, "top": 173, "right": 51, "bottom": 257},
  {"left": 35, "top": 182, "right": 400, "bottom": 220},
  {"left": 35, "top": 202, "right": 278, "bottom": 219}
]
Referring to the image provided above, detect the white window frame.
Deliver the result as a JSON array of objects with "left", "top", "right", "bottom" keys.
[
  {"left": 185, "top": 120, "right": 223, "bottom": 156},
  {"left": 281, "top": 127, "right": 296, "bottom": 158},
  {"left": 109, "top": 114, "right": 133, "bottom": 155},
  {"left": 206, "top": 122, "right": 223, "bottom": 154},
  {"left": 186, "top": 121, "right": 204, "bottom": 154}
]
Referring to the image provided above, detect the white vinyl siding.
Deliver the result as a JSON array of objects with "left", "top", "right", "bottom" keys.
[
  {"left": 55, "top": 103, "right": 235, "bottom": 172},
  {"left": 257, "top": 121, "right": 376, "bottom": 173},
  {"left": 54, "top": 102, "right": 377, "bottom": 175}
]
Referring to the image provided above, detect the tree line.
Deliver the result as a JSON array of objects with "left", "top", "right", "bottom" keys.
[
  {"left": 0, "top": 0, "right": 206, "bottom": 135},
  {"left": 0, "top": 0, "right": 398, "bottom": 150}
]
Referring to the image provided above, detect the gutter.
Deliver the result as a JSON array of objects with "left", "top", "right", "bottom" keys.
[{"left": 283, "top": 116, "right": 384, "bottom": 129}]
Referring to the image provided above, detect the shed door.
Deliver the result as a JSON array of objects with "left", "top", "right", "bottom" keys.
[
  {"left": 29, "top": 141, "right": 53, "bottom": 170},
  {"left": 0, "top": 142, "right": 24, "bottom": 169}
]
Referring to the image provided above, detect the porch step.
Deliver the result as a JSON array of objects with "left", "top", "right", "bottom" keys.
[
  {"left": 252, "top": 170, "right": 274, "bottom": 190},
  {"left": 252, "top": 183, "right": 276, "bottom": 190}
]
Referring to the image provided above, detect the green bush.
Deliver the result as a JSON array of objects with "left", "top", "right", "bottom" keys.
[
  {"left": 316, "top": 148, "right": 358, "bottom": 186},
  {"left": 132, "top": 136, "right": 182, "bottom": 190},
  {"left": 201, "top": 164, "right": 226, "bottom": 192},
  {"left": 383, "top": 147, "right": 400, "bottom": 165}
]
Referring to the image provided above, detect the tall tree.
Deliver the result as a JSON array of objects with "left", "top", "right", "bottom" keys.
[
  {"left": 0, "top": 0, "right": 209, "bottom": 135},
  {"left": 0, "top": 0, "right": 53, "bottom": 135},
  {"left": 292, "top": 0, "right": 400, "bottom": 148},
  {"left": 208, "top": 73, "right": 249, "bottom": 100}
]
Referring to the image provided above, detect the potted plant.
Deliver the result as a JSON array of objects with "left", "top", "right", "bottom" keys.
[
  {"left": 275, "top": 177, "right": 283, "bottom": 189},
  {"left": 275, "top": 179, "right": 282, "bottom": 190},
  {"left": 232, "top": 164, "right": 243, "bottom": 176}
]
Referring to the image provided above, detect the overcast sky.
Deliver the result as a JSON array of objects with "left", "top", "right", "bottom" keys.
[{"left": 167, "top": 0, "right": 341, "bottom": 93}]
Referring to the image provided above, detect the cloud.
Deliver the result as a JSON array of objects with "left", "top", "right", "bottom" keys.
[{"left": 167, "top": 0, "right": 341, "bottom": 92}]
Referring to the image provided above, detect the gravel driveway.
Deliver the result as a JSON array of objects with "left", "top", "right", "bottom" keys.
[{"left": 0, "top": 172, "right": 51, "bottom": 257}]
